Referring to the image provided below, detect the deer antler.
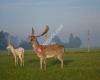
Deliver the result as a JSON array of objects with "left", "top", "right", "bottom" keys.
[
  {"left": 32, "top": 27, "right": 34, "bottom": 35},
  {"left": 9, "top": 40, "right": 13, "bottom": 46},
  {"left": 36, "top": 24, "right": 49, "bottom": 37}
]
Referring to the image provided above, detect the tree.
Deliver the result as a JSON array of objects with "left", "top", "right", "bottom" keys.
[
  {"left": 51, "top": 36, "right": 63, "bottom": 44},
  {"left": 68, "top": 33, "right": 75, "bottom": 48},
  {"left": 67, "top": 33, "right": 82, "bottom": 48},
  {"left": 0, "top": 31, "right": 9, "bottom": 50},
  {"left": 74, "top": 36, "right": 82, "bottom": 48},
  {"left": 47, "top": 34, "right": 82, "bottom": 48},
  {"left": 0, "top": 30, "right": 20, "bottom": 50}
]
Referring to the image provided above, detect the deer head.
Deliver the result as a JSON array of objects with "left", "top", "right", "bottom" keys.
[
  {"left": 30, "top": 25, "right": 49, "bottom": 43},
  {"left": 7, "top": 40, "right": 13, "bottom": 49}
]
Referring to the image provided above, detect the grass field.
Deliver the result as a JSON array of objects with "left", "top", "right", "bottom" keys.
[{"left": 0, "top": 49, "right": 100, "bottom": 80}]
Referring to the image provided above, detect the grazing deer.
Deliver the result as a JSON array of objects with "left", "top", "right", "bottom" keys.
[
  {"left": 30, "top": 25, "right": 64, "bottom": 70},
  {"left": 7, "top": 40, "right": 24, "bottom": 66}
]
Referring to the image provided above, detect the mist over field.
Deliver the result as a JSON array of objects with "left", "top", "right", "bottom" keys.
[{"left": 0, "top": 0, "right": 100, "bottom": 47}]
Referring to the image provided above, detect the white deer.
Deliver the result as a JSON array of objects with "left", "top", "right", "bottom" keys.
[
  {"left": 30, "top": 25, "right": 64, "bottom": 70},
  {"left": 7, "top": 40, "right": 24, "bottom": 66}
]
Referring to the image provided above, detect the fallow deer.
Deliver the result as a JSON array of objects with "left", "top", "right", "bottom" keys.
[
  {"left": 30, "top": 25, "right": 64, "bottom": 70},
  {"left": 7, "top": 40, "right": 24, "bottom": 66}
]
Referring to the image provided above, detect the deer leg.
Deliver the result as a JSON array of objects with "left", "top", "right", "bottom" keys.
[
  {"left": 23, "top": 59, "right": 24, "bottom": 66},
  {"left": 15, "top": 56, "right": 17, "bottom": 66},
  {"left": 20, "top": 54, "right": 24, "bottom": 66},
  {"left": 43, "top": 58, "right": 46, "bottom": 70},
  {"left": 16, "top": 57, "right": 18, "bottom": 65},
  {"left": 19, "top": 55, "right": 23, "bottom": 67},
  {"left": 20, "top": 54, "right": 24, "bottom": 67},
  {"left": 40, "top": 58, "right": 43, "bottom": 70},
  {"left": 57, "top": 55, "right": 63, "bottom": 69},
  {"left": 61, "top": 59, "right": 63, "bottom": 69},
  {"left": 22, "top": 54, "right": 24, "bottom": 66}
]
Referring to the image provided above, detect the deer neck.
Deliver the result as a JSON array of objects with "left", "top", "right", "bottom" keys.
[
  {"left": 32, "top": 39, "right": 41, "bottom": 50},
  {"left": 9, "top": 46, "right": 16, "bottom": 56}
]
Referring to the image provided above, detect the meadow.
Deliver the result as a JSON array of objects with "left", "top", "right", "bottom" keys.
[{"left": 0, "top": 49, "right": 100, "bottom": 80}]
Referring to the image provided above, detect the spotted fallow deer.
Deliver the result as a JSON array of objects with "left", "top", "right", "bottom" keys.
[
  {"left": 30, "top": 25, "right": 64, "bottom": 70},
  {"left": 7, "top": 40, "right": 24, "bottom": 66}
]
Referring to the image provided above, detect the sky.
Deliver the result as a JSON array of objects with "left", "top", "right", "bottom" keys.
[{"left": 0, "top": 0, "right": 100, "bottom": 47}]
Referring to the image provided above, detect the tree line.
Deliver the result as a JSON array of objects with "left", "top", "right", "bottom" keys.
[
  {"left": 0, "top": 30, "right": 82, "bottom": 50},
  {"left": 51, "top": 33, "right": 82, "bottom": 48}
]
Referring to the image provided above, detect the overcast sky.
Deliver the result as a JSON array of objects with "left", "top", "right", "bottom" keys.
[{"left": 0, "top": 0, "right": 100, "bottom": 47}]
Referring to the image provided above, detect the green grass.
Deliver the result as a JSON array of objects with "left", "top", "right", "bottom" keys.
[{"left": 0, "top": 49, "right": 100, "bottom": 80}]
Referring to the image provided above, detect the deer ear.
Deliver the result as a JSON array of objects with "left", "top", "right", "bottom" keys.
[
  {"left": 36, "top": 24, "right": 49, "bottom": 37},
  {"left": 9, "top": 40, "right": 13, "bottom": 45},
  {"left": 8, "top": 39, "right": 11, "bottom": 44}
]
